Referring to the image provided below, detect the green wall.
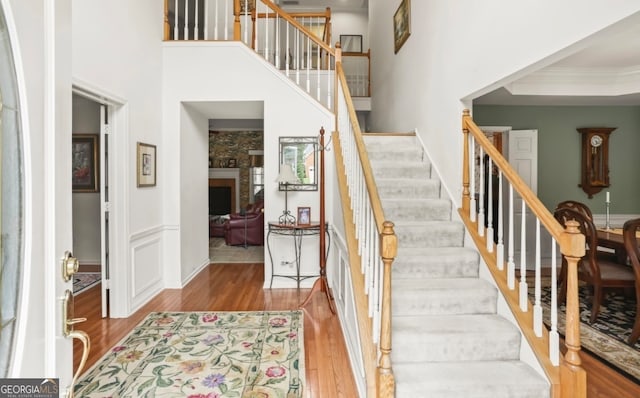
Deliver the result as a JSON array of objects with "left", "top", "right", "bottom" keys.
[{"left": 472, "top": 105, "right": 640, "bottom": 214}]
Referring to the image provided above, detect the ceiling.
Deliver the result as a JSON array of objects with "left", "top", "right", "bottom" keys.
[{"left": 474, "top": 12, "right": 640, "bottom": 106}]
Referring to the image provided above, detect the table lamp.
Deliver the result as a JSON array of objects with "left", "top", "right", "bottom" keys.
[{"left": 277, "top": 164, "right": 298, "bottom": 224}]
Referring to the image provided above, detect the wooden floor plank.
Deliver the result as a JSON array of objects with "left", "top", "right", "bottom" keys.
[{"left": 73, "top": 263, "right": 359, "bottom": 398}]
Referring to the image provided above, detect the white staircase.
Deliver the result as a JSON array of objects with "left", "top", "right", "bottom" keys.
[{"left": 364, "top": 134, "right": 550, "bottom": 398}]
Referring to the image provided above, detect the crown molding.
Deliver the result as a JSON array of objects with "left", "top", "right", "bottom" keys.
[{"left": 505, "top": 66, "right": 640, "bottom": 97}]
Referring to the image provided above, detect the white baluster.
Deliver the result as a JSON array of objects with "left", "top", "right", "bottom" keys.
[
  {"left": 496, "top": 171, "right": 504, "bottom": 270},
  {"left": 486, "top": 156, "right": 494, "bottom": 252},
  {"left": 519, "top": 200, "right": 528, "bottom": 312},
  {"left": 183, "top": 0, "right": 189, "bottom": 39},
  {"left": 295, "top": 27, "right": 300, "bottom": 84},
  {"left": 264, "top": 3, "right": 269, "bottom": 63},
  {"left": 549, "top": 239, "right": 560, "bottom": 366},
  {"left": 243, "top": 0, "right": 248, "bottom": 43},
  {"left": 534, "top": 219, "right": 542, "bottom": 336},
  {"left": 223, "top": 0, "right": 228, "bottom": 40},
  {"left": 275, "top": 14, "right": 280, "bottom": 68},
  {"left": 214, "top": 0, "right": 218, "bottom": 40},
  {"left": 470, "top": 137, "right": 476, "bottom": 222},
  {"left": 285, "top": 22, "right": 290, "bottom": 76},
  {"left": 477, "top": 149, "right": 485, "bottom": 237},
  {"left": 194, "top": 0, "right": 199, "bottom": 40},
  {"left": 507, "top": 185, "right": 515, "bottom": 289},
  {"left": 306, "top": 36, "right": 311, "bottom": 92},
  {"left": 204, "top": 0, "right": 209, "bottom": 40},
  {"left": 174, "top": 0, "right": 179, "bottom": 39}
]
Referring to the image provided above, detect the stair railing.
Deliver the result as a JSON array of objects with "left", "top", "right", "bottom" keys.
[
  {"left": 334, "top": 59, "right": 397, "bottom": 397},
  {"left": 342, "top": 49, "right": 371, "bottom": 97},
  {"left": 461, "top": 110, "right": 586, "bottom": 398},
  {"left": 163, "top": 0, "right": 336, "bottom": 110}
]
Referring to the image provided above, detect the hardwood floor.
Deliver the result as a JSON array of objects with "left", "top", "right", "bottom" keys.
[
  {"left": 73, "top": 263, "right": 358, "bottom": 397},
  {"left": 74, "top": 263, "right": 640, "bottom": 397}
]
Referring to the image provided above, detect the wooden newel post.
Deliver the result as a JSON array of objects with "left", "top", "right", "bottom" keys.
[
  {"left": 163, "top": 0, "right": 170, "bottom": 41},
  {"left": 461, "top": 109, "right": 471, "bottom": 215},
  {"left": 559, "top": 220, "right": 587, "bottom": 398},
  {"left": 377, "top": 221, "right": 397, "bottom": 398}
]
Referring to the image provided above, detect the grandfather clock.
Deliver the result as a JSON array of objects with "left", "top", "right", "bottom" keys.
[{"left": 577, "top": 127, "right": 615, "bottom": 198}]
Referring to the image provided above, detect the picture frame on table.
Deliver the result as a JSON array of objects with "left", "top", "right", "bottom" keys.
[
  {"left": 297, "top": 207, "right": 311, "bottom": 226},
  {"left": 228, "top": 158, "right": 237, "bottom": 168},
  {"left": 137, "top": 142, "right": 157, "bottom": 187},
  {"left": 393, "top": 0, "right": 411, "bottom": 54},
  {"left": 72, "top": 134, "right": 99, "bottom": 193}
]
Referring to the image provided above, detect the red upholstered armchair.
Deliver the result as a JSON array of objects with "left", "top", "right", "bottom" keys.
[{"left": 224, "top": 201, "right": 264, "bottom": 246}]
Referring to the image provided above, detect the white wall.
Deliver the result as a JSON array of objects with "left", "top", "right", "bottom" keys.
[
  {"left": 180, "top": 104, "right": 210, "bottom": 283},
  {"left": 162, "top": 41, "right": 334, "bottom": 288},
  {"left": 368, "top": 0, "right": 640, "bottom": 207},
  {"left": 331, "top": 11, "right": 369, "bottom": 50},
  {"left": 72, "top": 0, "right": 165, "bottom": 315}
]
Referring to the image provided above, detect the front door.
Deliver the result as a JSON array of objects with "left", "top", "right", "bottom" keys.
[{"left": 1, "top": 0, "right": 79, "bottom": 396}]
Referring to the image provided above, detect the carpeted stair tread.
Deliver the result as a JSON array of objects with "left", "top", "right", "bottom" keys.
[
  {"left": 393, "top": 221, "right": 465, "bottom": 247},
  {"left": 367, "top": 147, "right": 424, "bottom": 162},
  {"left": 383, "top": 198, "right": 451, "bottom": 221},
  {"left": 393, "top": 278, "right": 497, "bottom": 315},
  {"left": 372, "top": 161, "right": 430, "bottom": 179},
  {"left": 392, "top": 314, "right": 522, "bottom": 362},
  {"left": 394, "top": 247, "right": 479, "bottom": 278},
  {"left": 393, "top": 361, "right": 550, "bottom": 398},
  {"left": 376, "top": 178, "right": 440, "bottom": 199}
]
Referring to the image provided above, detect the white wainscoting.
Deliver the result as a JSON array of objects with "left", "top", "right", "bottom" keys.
[
  {"left": 329, "top": 230, "right": 366, "bottom": 398},
  {"left": 130, "top": 225, "right": 165, "bottom": 313}
]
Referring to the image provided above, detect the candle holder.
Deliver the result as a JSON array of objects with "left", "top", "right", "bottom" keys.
[{"left": 605, "top": 202, "right": 611, "bottom": 230}]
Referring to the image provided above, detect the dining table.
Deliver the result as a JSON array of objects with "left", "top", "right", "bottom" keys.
[{"left": 597, "top": 228, "right": 640, "bottom": 264}]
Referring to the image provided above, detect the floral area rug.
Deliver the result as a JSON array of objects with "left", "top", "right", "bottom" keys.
[
  {"left": 73, "top": 272, "right": 101, "bottom": 295},
  {"left": 538, "top": 286, "right": 640, "bottom": 383},
  {"left": 75, "top": 311, "right": 304, "bottom": 397}
]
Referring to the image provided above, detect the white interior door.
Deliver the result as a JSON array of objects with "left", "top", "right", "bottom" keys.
[
  {"left": 99, "top": 105, "right": 110, "bottom": 317},
  {"left": 508, "top": 129, "right": 538, "bottom": 269}
]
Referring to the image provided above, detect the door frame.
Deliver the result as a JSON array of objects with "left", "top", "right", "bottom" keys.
[{"left": 72, "top": 81, "right": 130, "bottom": 318}]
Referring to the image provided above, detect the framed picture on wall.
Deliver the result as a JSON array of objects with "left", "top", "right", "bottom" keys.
[
  {"left": 393, "top": 0, "right": 411, "bottom": 54},
  {"left": 72, "top": 134, "right": 99, "bottom": 192},
  {"left": 137, "top": 142, "right": 157, "bottom": 187}
]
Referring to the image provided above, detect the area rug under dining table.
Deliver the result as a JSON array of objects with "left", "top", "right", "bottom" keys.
[
  {"left": 75, "top": 310, "right": 304, "bottom": 397},
  {"left": 539, "top": 286, "right": 640, "bottom": 383}
]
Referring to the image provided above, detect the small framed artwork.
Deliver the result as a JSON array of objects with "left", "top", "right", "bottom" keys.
[
  {"left": 228, "top": 158, "right": 237, "bottom": 168},
  {"left": 340, "top": 35, "right": 363, "bottom": 53},
  {"left": 393, "top": 0, "right": 411, "bottom": 54},
  {"left": 72, "top": 134, "right": 99, "bottom": 193},
  {"left": 137, "top": 142, "right": 157, "bottom": 187},
  {"left": 297, "top": 207, "right": 311, "bottom": 226}
]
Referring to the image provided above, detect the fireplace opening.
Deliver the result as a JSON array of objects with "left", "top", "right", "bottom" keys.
[{"left": 209, "top": 186, "right": 232, "bottom": 215}]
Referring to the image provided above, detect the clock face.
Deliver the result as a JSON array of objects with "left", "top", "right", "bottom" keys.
[{"left": 590, "top": 134, "right": 603, "bottom": 148}]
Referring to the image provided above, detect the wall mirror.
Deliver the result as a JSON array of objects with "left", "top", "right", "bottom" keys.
[{"left": 279, "top": 136, "right": 318, "bottom": 191}]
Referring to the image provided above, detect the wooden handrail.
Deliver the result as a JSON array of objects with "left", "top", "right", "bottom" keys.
[
  {"left": 461, "top": 109, "right": 586, "bottom": 398},
  {"left": 237, "top": 0, "right": 336, "bottom": 55},
  {"left": 336, "top": 63, "right": 385, "bottom": 230},
  {"left": 335, "top": 61, "right": 397, "bottom": 397}
]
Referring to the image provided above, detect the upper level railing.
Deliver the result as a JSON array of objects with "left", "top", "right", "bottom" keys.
[
  {"left": 164, "top": 0, "right": 337, "bottom": 109},
  {"left": 461, "top": 110, "right": 586, "bottom": 397}
]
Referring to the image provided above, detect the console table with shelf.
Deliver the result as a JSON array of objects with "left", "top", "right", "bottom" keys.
[{"left": 266, "top": 222, "right": 330, "bottom": 289}]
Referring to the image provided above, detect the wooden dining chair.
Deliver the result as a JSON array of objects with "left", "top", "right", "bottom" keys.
[
  {"left": 556, "top": 200, "right": 593, "bottom": 221},
  {"left": 623, "top": 218, "right": 640, "bottom": 345},
  {"left": 554, "top": 207, "right": 635, "bottom": 323}
]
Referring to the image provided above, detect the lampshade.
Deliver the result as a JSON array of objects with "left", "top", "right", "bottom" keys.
[{"left": 276, "top": 164, "right": 298, "bottom": 184}]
